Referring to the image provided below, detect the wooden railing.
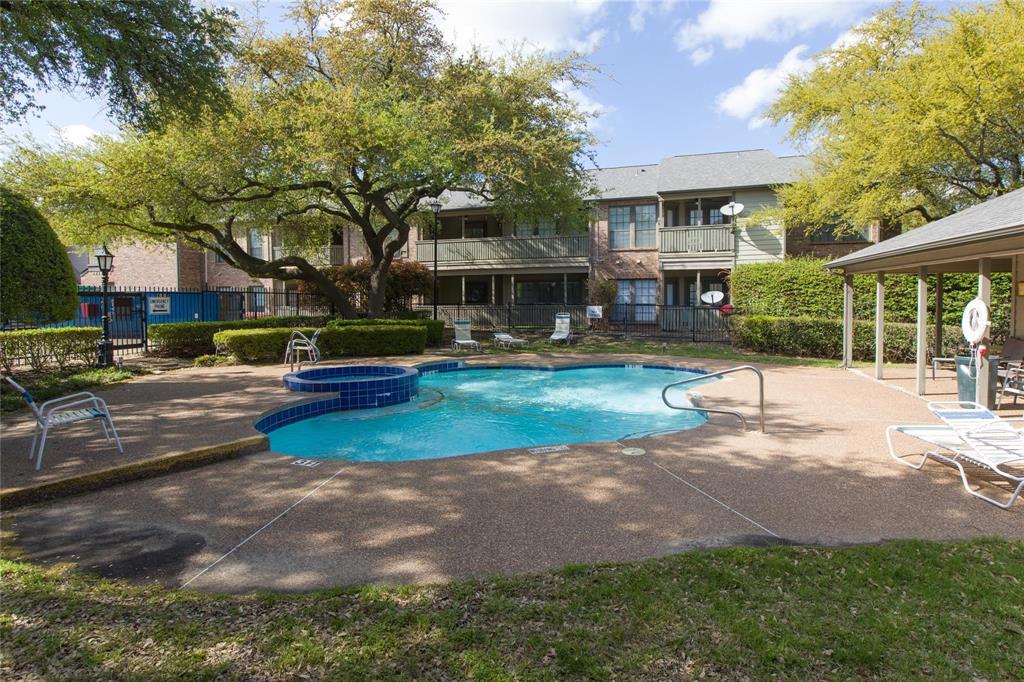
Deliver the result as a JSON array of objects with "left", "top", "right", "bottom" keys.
[
  {"left": 271, "top": 244, "right": 351, "bottom": 265},
  {"left": 416, "top": 235, "right": 589, "bottom": 263},
  {"left": 659, "top": 226, "right": 734, "bottom": 254}
]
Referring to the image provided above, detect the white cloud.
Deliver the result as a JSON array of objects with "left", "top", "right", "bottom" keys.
[
  {"left": 676, "top": 0, "right": 864, "bottom": 63},
  {"left": 55, "top": 124, "right": 99, "bottom": 146},
  {"left": 556, "top": 80, "right": 615, "bottom": 133},
  {"left": 436, "top": 0, "right": 607, "bottom": 55},
  {"left": 628, "top": 1, "right": 676, "bottom": 32},
  {"left": 689, "top": 46, "right": 713, "bottom": 65},
  {"left": 714, "top": 45, "right": 814, "bottom": 128}
]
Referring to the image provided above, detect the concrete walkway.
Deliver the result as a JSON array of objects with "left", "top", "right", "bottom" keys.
[{"left": 4, "top": 354, "right": 1022, "bottom": 593}]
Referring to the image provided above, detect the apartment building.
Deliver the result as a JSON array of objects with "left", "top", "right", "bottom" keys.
[{"left": 409, "top": 149, "right": 887, "bottom": 315}]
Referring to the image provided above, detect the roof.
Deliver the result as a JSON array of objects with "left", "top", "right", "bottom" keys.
[
  {"left": 826, "top": 187, "right": 1024, "bottom": 272},
  {"left": 437, "top": 149, "right": 808, "bottom": 212}
]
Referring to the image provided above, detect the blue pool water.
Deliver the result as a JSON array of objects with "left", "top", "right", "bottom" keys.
[{"left": 267, "top": 366, "right": 710, "bottom": 462}]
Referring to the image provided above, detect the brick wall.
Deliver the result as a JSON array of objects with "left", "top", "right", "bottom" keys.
[
  {"left": 79, "top": 243, "right": 179, "bottom": 288},
  {"left": 588, "top": 200, "right": 662, "bottom": 303}
]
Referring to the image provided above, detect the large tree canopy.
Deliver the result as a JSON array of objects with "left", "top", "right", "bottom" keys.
[
  {"left": 768, "top": 0, "right": 1024, "bottom": 233},
  {"left": 0, "top": 0, "right": 236, "bottom": 128},
  {"left": 0, "top": 186, "right": 78, "bottom": 325},
  {"left": 4, "top": 0, "right": 596, "bottom": 316}
]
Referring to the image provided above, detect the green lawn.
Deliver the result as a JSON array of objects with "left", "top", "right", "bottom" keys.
[
  {"left": 0, "top": 366, "right": 139, "bottom": 413},
  {"left": 2, "top": 539, "right": 1021, "bottom": 679}
]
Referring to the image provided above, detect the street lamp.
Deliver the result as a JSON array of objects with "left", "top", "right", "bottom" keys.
[
  {"left": 427, "top": 199, "right": 443, "bottom": 320},
  {"left": 94, "top": 244, "right": 115, "bottom": 367}
]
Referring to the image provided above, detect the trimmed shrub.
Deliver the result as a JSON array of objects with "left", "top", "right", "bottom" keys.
[
  {"left": 327, "top": 318, "right": 443, "bottom": 346},
  {"left": 0, "top": 187, "right": 79, "bottom": 325},
  {"left": 729, "top": 258, "right": 1011, "bottom": 342},
  {"left": 213, "top": 325, "right": 426, "bottom": 362},
  {"left": 149, "top": 316, "right": 329, "bottom": 357},
  {"left": 0, "top": 327, "right": 102, "bottom": 371},
  {"left": 731, "top": 315, "right": 963, "bottom": 363}
]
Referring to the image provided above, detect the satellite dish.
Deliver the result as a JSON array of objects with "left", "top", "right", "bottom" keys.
[
  {"left": 720, "top": 202, "right": 744, "bottom": 217},
  {"left": 700, "top": 290, "right": 725, "bottom": 305}
]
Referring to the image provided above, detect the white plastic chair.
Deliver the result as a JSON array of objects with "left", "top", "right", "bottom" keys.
[
  {"left": 493, "top": 332, "right": 527, "bottom": 349},
  {"left": 284, "top": 329, "right": 321, "bottom": 370},
  {"left": 549, "top": 313, "right": 573, "bottom": 344},
  {"left": 4, "top": 376, "right": 123, "bottom": 471},
  {"left": 452, "top": 320, "right": 481, "bottom": 352}
]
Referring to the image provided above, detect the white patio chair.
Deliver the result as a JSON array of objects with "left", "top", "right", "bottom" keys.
[
  {"left": 549, "top": 312, "right": 573, "bottom": 344},
  {"left": 493, "top": 332, "right": 527, "bottom": 350},
  {"left": 4, "top": 376, "right": 123, "bottom": 471},
  {"left": 452, "top": 320, "right": 481, "bottom": 352},
  {"left": 284, "top": 328, "right": 321, "bottom": 370},
  {"left": 886, "top": 401, "right": 1024, "bottom": 508}
]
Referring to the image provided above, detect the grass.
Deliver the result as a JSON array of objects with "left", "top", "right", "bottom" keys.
[
  {"left": 1, "top": 539, "right": 1021, "bottom": 679},
  {"left": 0, "top": 366, "right": 139, "bottom": 413}
]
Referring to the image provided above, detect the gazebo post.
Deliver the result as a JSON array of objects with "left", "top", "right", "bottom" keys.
[
  {"left": 842, "top": 274, "right": 854, "bottom": 367},
  {"left": 977, "top": 258, "right": 992, "bottom": 406},
  {"left": 916, "top": 267, "right": 928, "bottom": 395},
  {"left": 934, "top": 272, "right": 944, "bottom": 358},
  {"left": 875, "top": 273, "right": 885, "bottom": 379}
]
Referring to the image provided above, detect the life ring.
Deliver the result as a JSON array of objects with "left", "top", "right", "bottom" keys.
[{"left": 961, "top": 298, "right": 989, "bottom": 345}]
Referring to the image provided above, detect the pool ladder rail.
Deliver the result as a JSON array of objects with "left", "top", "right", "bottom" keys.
[{"left": 661, "top": 365, "right": 766, "bottom": 433}]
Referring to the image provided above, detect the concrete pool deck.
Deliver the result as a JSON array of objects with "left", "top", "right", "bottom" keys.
[{"left": 3, "top": 353, "right": 1022, "bottom": 592}]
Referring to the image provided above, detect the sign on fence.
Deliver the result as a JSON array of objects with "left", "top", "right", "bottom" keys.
[
  {"left": 586, "top": 305, "right": 603, "bottom": 319},
  {"left": 148, "top": 295, "right": 171, "bottom": 315}
]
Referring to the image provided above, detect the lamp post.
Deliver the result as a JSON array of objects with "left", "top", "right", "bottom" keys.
[
  {"left": 427, "top": 199, "right": 443, "bottom": 320},
  {"left": 94, "top": 244, "right": 115, "bottom": 367}
]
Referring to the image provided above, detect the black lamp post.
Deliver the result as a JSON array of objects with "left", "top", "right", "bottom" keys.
[
  {"left": 94, "top": 244, "right": 115, "bottom": 367},
  {"left": 427, "top": 199, "right": 443, "bottom": 320}
]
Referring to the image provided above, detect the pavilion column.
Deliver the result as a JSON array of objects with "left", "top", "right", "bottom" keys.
[
  {"left": 934, "top": 272, "right": 944, "bottom": 358},
  {"left": 460, "top": 275, "right": 466, "bottom": 305},
  {"left": 563, "top": 272, "right": 568, "bottom": 305},
  {"left": 977, "top": 258, "right": 993, "bottom": 406},
  {"left": 916, "top": 267, "right": 928, "bottom": 395},
  {"left": 875, "top": 273, "right": 885, "bottom": 379},
  {"left": 842, "top": 274, "right": 854, "bottom": 367},
  {"left": 510, "top": 274, "right": 516, "bottom": 304},
  {"left": 490, "top": 275, "right": 496, "bottom": 304}
]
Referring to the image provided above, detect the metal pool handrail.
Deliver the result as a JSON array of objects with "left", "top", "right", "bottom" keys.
[{"left": 661, "top": 365, "right": 765, "bottom": 433}]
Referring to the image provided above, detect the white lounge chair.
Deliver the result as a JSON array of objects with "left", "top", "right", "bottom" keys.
[
  {"left": 493, "top": 332, "right": 527, "bottom": 349},
  {"left": 886, "top": 401, "right": 1024, "bottom": 508},
  {"left": 452, "top": 320, "right": 482, "bottom": 352},
  {"left": 549, "top": 313, "right": 573, "bottom": 345},
  {"left": 4, "top": 376, "right": 123, "bottom": 471},
  {"left": 284, "top": 328, "right": 321, "bottom": 370}
]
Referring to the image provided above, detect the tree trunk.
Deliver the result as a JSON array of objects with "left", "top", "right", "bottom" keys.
[
  {"left": 300, "top": 263, "right": 359, "bottom": 319},
  {"left": 366, "top": 259, "right": 390, "bottom": 318}
]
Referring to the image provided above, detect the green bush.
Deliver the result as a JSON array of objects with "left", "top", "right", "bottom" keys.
[
  {"left": 0, "top": 187, "right": 79, "bottom": 325},
  {"left": 731, "top": 315, "right": 963, "bottom": 363},
  {"left": 327, "top": 318, "right": 443, "bottom": 346},
  {"left": 213, "top": 325, "right": 426, "bottom": 362},
  {"left": 0, "top": 327, "right": 102, "bottom": 371},
  {"left": 729, "top": 258, "right": 1011, "bottom": 342},
  {"left": 149, "top": 316, "right": 329, "bottom": 357}
]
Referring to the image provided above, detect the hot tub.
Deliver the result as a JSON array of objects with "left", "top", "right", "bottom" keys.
[{"left": 281, "top": 365, "right": 419, "bottom": 409}]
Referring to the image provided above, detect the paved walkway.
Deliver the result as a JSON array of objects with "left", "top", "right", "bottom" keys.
[{"left": 4, "top": 354, "right": 1022, "bottom": 592}]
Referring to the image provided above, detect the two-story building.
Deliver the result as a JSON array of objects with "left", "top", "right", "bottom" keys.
[{"left": 409, "top": 149, "right": 885, "bottom": 321}]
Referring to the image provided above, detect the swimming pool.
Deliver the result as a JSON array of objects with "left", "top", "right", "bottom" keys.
[{"left": 263, "top": 364, "right": 711, "bottom": 462}]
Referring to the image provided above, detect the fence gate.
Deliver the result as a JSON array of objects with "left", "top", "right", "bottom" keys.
[{"left": 108, "top": 292, "right": 148, "bottom": 352}]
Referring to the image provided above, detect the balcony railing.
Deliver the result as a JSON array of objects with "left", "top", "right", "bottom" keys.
[
  {"left": 416, "top": 235, "right": 589, "bottom": 263},
  {"left": 659, "top": 225, "right": 734, "bottom": 254},
  {"left": 271, "top": 244, "right": 347, "bottom": 265}
]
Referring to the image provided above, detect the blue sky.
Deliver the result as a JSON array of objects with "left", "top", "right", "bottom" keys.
[{"left": 2, "top": 1, "right": 897, "bottom": 167}]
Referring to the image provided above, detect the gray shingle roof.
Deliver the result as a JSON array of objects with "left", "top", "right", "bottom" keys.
[
  {"left": 436, "top": 149, "right": 808, "bottom": 211},
  {"left": 827, "top": 187, "right": 1024, "bottom": 270}
]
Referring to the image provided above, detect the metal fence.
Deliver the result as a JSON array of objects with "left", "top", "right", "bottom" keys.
[{"left": 414, "top": 304, "right": 732, "bottom": 342}]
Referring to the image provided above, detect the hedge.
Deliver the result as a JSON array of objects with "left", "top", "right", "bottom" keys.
[
  {"left": 327, "top": 318, "right": 443, "bottom": 346},
  {"left": 731, "top": 315, "right": 964, "bottom": 363},
  {"left": 149, "top": 316, "right": 329, "bottom": 358},
  {"left": 0, "top": 327, "right": 102, "bottom": 372},
  {"left": 213, "top": 325, "right": 426, "bottom": 362},
  {"left": 729, "top": 258, "right": 1011, "bottom": 342}
]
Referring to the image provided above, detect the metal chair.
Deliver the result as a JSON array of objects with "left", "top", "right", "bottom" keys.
[
  {"left": 4, "top": 376, "right": 123, "bottom": 470},
  {"left": 284, "top": 329, "right": 321, "bottom": 370}
]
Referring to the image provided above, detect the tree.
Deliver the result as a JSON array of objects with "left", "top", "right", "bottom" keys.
[
  {"left": 0, "top": 186, "right": 78, "bottom": 325},
  {"left": 767, "top": 0, "right": 1024, "bottom": 234},
  {"left": 0, "top": 0, "right": 236, "bottom": 128},
  {"left": 4, "top": 0, "right": 596, "bottom": 317},
  {"left": 300, "top": 259, "right": 432, "bottom": 315}
]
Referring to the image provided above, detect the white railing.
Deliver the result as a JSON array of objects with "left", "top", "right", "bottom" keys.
[
  {"left": 271, "top": 244, "right": 347, "bottom": 265},
  {"left": 659, "top": 225, "right": 734, "bottom": 254},
  {"left": 416, "top": 235, "right": 589, "bottom": 263}
]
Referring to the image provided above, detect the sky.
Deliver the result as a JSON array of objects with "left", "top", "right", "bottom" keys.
[{"left": 1, "top": 0, "right": 899, "bottom": 168}]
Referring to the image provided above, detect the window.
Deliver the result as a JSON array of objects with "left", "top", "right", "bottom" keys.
[
  {"left": 247, "top": 229, "right": 264, "bottom": 259},
  {"left": 683, "top": 198, "right": 732, "bottom": 226},
  {"left": 514, "top": 218, "right": 558, "bottom": 237},
  {"left": 608, "top": 204, "right": 656, "bottom": 249},
  {"left": 464, "top": 220, "right": 487, "bottom": 238},
  {"left": 613, "top": 279, "right": 657, "bottom": 321},
  {"left": 248, "top": 286, "right": 266, "bottom": 314},
  {"left": 809, "top": 225, "right": 871, "bottom": 243},
  {"left": 707, "top": 208, "right": 724, "bottom": 225}
]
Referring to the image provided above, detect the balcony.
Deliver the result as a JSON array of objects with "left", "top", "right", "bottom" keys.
[
  {"left": 659, "top": 225, "right": 735, "bottom": 269},
  {"left": 415, "top": 235, "right": 589, "bottom": 270},
  {"left": 271, "top": 244, "right": 347, "bottom": 266}
]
